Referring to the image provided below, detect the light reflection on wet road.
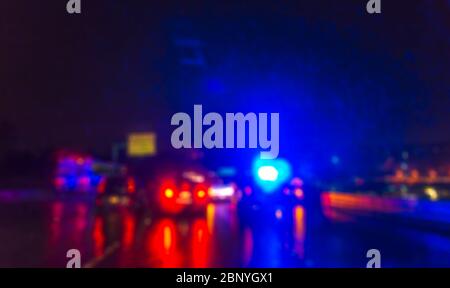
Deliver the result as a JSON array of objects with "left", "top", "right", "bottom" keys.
[{"left": 0, "top": 191, "right": 450, "bottom": 267}]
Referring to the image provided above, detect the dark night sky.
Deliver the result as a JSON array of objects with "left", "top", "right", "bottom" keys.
[{"left": 1, "top": 0, "right": 449, "bottom": 157}]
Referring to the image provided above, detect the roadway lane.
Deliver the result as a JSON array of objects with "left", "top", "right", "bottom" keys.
[{"left": 0, "top": 189, "right": 449, "bottom": 267}]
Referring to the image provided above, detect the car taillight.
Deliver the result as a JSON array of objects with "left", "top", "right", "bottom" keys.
[
  {"left": 164, "top": 188, "right": 174, "bottom": 199},
  {"left": 127, "top": 177, "right": 136, "bottom": 194},
  {"left": 197, "top": 189, "right": 206, "bottom": 199},
  {"left": 159, "top": 179, "right": 183, "bottom": 213},
  {"left": 194, "top": 184, "right": 208, "bottom": 204},
  {"left": 97, "top": 178, "right": 106, "bottom": 194}
]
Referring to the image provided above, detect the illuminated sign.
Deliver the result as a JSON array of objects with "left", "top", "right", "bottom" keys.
[{"left": 127, "top": 132, "right": 157, "bottom": 157}]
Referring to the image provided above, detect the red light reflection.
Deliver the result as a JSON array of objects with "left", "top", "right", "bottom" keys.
[
  {"left": 92, "top": 216, "right": 105, "bottom": 257},
  {"left": 122, "top": 212, "right": 136, "bottom": 249},
  {"left": 147, "top": 219, "right": 182, "bottom": 267},
  {"left": 191, "top": 219, "right": 210, "bottom": 267}
]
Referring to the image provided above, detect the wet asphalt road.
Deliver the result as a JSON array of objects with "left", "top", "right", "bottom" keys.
[{"left": 1, "top": 190, "right": 450, "bottom": 268}]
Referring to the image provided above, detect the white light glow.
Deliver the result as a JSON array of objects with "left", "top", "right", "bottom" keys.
[
  {"left": 209, "top": 186, "right": 234, "bottom": 198},
  {"left": 257, "top": 166, "right": 279, "bottom": 182}
]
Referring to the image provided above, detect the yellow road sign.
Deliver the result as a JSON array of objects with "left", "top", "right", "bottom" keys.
[{"left": 127, "top": 132, "right": 157, "bottom": 157}]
